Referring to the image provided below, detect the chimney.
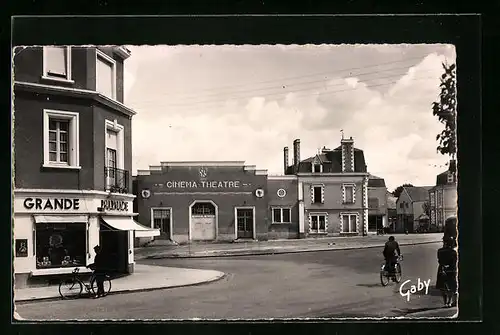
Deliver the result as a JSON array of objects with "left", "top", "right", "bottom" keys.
[
  {"left": 283, "top": 147, "right": 289, "bottom": 174},
  {"left": 341, "top": 136, "right": 355, "bottom": 172},
  {"left": 293, "top": 139, "right": 300, "bottom": 173}
]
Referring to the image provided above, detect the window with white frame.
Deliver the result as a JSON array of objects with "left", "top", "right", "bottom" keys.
[
  {"left": 311, "top": 185, "right": 324, "bottom": 204},
  {"left": 341, "top": 213, "right": 358, "bottom": 233},
  {"left": 272, "top": 207, "right": 291, "bottom": 223},
  {"left": 43, "top": 46, "right": 72, "bottom": 81},
  {"left": 309, "top": 214, "right": 327, "bottom": 233},
  {"left": 342, "top": 184, "right": 355, "bottom": 204},
  {"left": 312, "top": 163, "right": 322, "bottom": 173},
  {"left": 43, "top": 110, "right": 79, "bottom": 168},
  {"left": 105, "top": 120, "right": 124, "bottom": 191},
  {"left": 96, "top": 50, "right": 117, "bottom": 100}
]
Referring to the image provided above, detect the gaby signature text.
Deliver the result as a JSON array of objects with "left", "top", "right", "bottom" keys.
[{"left": 399, "top": 278, "right": 430, "bottom": 302}]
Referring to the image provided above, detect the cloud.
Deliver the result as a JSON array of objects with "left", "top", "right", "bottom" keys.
[{"left": 128, "top": 44, "right": 456, "bottom": 190}]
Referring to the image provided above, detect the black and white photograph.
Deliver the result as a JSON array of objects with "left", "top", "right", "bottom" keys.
[{"left": 12, "top": 43, "right": 459, "bottom": 320}]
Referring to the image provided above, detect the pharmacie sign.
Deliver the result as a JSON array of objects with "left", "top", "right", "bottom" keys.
[
  {"left": 23, "top": 197, "right": 81, "bottom": 210},
  {"left": 100, "top": 199, "right": 129, "bottom": 211},
  {"left": 165, "top": 180, "right": 241, "bottom": 189}
]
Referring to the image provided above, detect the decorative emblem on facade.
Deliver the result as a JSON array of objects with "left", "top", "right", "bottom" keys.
[
  {"left": 277, "top": 188, "right": 287, "bottom": 198},
  {"left": 141, "top": 189, "right": 151, "bottom": 199},
  {"left": 255, "top": 189, "right": 265, "bottom": 198},
  {"left": 199, "top": 167, "right": 208, "bottom": 178}
]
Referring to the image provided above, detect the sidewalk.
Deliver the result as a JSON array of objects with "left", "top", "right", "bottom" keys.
[
  {"left": 14, "top": 264, "right": 225, "bottom": 303},
  {"left": 404, "top": 306, "right": 458, "bottom": 318},
  {"left": 135, "top": 233, "right": 443, "bottom": 259}
]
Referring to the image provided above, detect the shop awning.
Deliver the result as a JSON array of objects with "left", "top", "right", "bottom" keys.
[
  {"left": 34, "top": 215, "right": 89, "bottom": 223},
  {"left": 100, "top": 216, "right": 160, "bottom": 237}
]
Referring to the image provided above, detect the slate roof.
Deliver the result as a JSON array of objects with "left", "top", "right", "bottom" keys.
[
  {"left": 287, "top": 147, "right": 367, "bottom": 174},
  {"left": 368, "top": 174, "right": 386, "bottom": 188},
  {"left": 403, "top": 186, "right": 433, "bottom": 202}
]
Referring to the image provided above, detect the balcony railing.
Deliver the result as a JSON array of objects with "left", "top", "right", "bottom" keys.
[{"left": 105, "top": 166, "right": 130, "bottom": 193}]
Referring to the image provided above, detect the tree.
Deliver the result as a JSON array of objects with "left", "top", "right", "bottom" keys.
[
  {"left": 391, "top": 183, "right": 414, "bottom": 198},
  {"left": 432, "top": 62, "right": 457, "bottom": 160}
]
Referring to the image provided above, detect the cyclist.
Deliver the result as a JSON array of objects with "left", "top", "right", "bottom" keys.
[
  {"left": 383, "top": 236, "right": 401, "bottom": 279},
  {"left": 87, "top": 245, "right": 106, "bottom": 298},
  {"left": 437, "top": 236, "right": 458, "bottom": 307}
]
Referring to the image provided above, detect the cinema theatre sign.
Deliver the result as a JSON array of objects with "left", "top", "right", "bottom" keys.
[{"left": 165, "top": 180, "right": 241, "bottom": 189}]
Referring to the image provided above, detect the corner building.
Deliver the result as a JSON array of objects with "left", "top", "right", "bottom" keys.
[
  {"left": 134, "top": 162, "right": 269, "bottom": 243},
  {"left": 13, "top": 46, "right": 158, "bottom": 288}
]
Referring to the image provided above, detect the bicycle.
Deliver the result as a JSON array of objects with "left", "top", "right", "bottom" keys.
[
  {"left": 380, "top": 255, "right": 403, "bottom": 286},
  {"left": 58, "top": 267, "right": 112, "bottom": 299}
]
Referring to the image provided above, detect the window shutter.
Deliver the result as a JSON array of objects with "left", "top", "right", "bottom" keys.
[{"left": 46, "top": 46, "right": 67, "bottom": 76}]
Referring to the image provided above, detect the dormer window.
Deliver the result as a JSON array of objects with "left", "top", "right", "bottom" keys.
[
  {"left": 447, "top": 172, "right": 454, "bottom": 183},
  {"left": 313, "top": 163, "right": 323, "bottom": 173},
  {"left": 42, "top": 46, "right": 73, "bottom": 83}
]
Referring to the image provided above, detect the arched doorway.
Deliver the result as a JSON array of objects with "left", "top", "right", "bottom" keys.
[{"left": 189, "top": 201, "right": 217, "bottom": 241}]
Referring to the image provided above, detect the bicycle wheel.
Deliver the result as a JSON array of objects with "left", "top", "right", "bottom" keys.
[
  {"left": 394, "top": 264, "right": 402, "bottom": 283},
  {"left": 59, "top": 278, "right": 83, "bottom": 299},
  {"left": 380, "top": 271, "right": 389, "bottom": 286},
  {"left": 90, "top": 276, "right": 112, "bottom": 296}
]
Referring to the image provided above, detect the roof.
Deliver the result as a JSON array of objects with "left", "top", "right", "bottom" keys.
[
  {"left": 403, "top": 186, "right": 433, "bottom": 202},
  {"left": 368, "top": 174, "right": 386, "bottom": 188},
  {"left": 288, "top": 147, "right": 367, "bottom": 173}
]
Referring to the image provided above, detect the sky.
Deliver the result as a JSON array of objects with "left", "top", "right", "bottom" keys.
[{"left": 123, "top": 44, "right": 456, "bottom": 191}]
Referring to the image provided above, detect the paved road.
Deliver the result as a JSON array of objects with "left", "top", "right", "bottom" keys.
[{"left": 16, "top": 242, "right": 457, "bottom": 320}]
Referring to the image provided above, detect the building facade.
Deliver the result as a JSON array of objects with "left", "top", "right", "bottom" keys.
[
  {"left": 429, "top": 160, "right": 458, "bottom": 231},
  {"left": 367, "top": 175, "right": 389, "bottom": 234},
  {"left": 267, "top": 176, "right": 300, "bottom": 240},
  {"left": 395, "top": 186, "right": 432, "bottom": 233},
  {"left": 133, "top": 162, "right": 269, "bottom": 243},
  {"left": 284, "top": 137, "right": 369, "bottom": 237},
  {"left": 13, "top": 46, "right": 158, "bottom": 287}
]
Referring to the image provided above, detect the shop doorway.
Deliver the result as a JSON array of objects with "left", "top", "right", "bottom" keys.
[
  {"left": 99, "top": 222, "right": 128, "bottom": 275},
  {"left": 236, "top": 207, "right": 255, "bottom": 239},
  {"left": 190, "top": 201, "right": 217, "bottom": 241},
  {"left": 151, "top": 207, "right": 172, "bottom": 240},
  {"left": 368, "top": 215, "right": 384, "bottom": 233}
]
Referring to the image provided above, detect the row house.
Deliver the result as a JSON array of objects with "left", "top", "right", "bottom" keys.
[
  {"left": 429, "top": 159, "right": 458, "bottom": 231},
  {"left": 13, "top": 46, "right": 158, "bottom": 287},
  {"left": 283, "top": 137, "right": 369, "bottom": 237},
  {"left": 367, "top": 175, "right": 389, "bottom": 234},
  {"left": 395, "top": 186, "right": 432, "bottom": 233}
]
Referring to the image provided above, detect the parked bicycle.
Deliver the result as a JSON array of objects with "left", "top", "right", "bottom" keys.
[
  {"left": 58, "top": 267, "right": 112, "bottom": 299},
  {"left": 380, "top": 255, "right": 403, "bottom": 286}
]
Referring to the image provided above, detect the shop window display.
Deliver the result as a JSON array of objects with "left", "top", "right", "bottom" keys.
[{"left": 35, "top": 223, "right": 86, "bottom": 269}]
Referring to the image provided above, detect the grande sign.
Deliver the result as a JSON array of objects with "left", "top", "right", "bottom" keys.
[
  {"left": 165, "top": 180, "right": 241, "bottom": 188},
  {"left": 23, "top": 197, "right": 80, "bottom": 210}
]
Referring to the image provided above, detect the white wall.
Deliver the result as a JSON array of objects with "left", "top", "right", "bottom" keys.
[{"left": 13, "top": 214, "right": 35, "bottom": 273}]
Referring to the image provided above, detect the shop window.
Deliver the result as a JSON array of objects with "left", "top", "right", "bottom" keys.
[
  {"left": 42, "top": 46, "right": 72, "bottom": 82},
  {"left": 341, "top": 214, "right": 358, "bottom": 233},
  {"left": 35, "top": 223, "right": 86, "bottom": 269},
  {"left": 310, "top": 214, "right": 327, "bottom": 233},
  {"left": 272, "top": 208, "right": 291, "bottom": 223}
]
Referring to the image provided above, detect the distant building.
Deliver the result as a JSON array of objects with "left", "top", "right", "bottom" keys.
[
  {"left": 283, "top": 136, "right": 370, "bottom": 237},
  {"left": 386, "top": 192, "right": 398, "bottom": 232},
  {"left": 429, "top": 160, "right": 458, "bottom": 231},
  {"left": 396, "top": 186, "right": 432, "bottom": 233},
  {"left": 367, "top": 175, "right": 389, "bottom": 234}
]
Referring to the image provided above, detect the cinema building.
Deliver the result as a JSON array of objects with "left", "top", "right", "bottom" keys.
[
  {"left": 133, "top": 162, "right": 269, "bottom": 243},
  {"left": 283, "top": 137, "right": 370, "bottom": 237},
  {"left": 13, "top": 46, "right": 158, "bottom": 287}
]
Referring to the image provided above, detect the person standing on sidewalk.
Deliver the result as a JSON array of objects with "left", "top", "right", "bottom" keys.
[
  {"left": 436, "top": 237, "right": 458, "bottom": 307},
  {"left": 87, "top": 245, "right": 106, "bottom": 298}
]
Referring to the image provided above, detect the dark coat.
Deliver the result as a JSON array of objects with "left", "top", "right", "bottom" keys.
[{"left": 436, "top": 247, "right": 458, "bottom": 290}]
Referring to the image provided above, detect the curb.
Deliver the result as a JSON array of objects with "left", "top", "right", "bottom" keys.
[
  {"left": 14, "top": 272, "right": 226, "bottom": 304},
  {"left": 142, "top": 240, "right": 441, "bottom": 260},
  {"left": 403, "top": 307, "right": 458, "bottom": 318}
]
